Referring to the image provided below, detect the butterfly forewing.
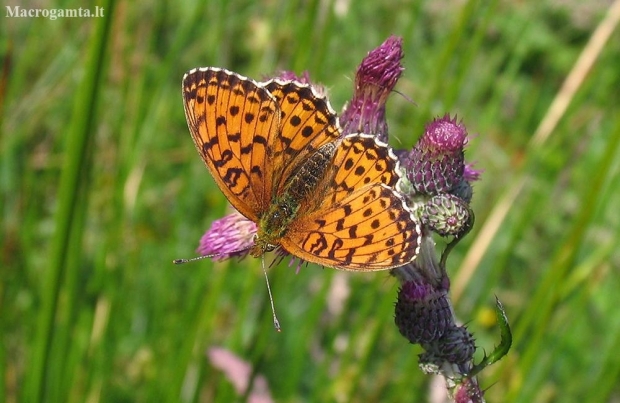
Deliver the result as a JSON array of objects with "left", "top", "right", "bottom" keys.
[{"left": 183, "top": 68, "right": 279, "bottom": 220}]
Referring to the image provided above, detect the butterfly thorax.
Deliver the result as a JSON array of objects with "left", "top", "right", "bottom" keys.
[
  {"left": 250, "top": 201, "right": 296, "bottom": 257},
  {"left": 250, "top": 142, "right": 337, "bottom": 257}
]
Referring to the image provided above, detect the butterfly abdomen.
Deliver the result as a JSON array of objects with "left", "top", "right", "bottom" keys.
[
  {"left": 282, "top": 142, "right": 337, "bottom": 203},
  {"left": 254, "top": 142, "right": 337, "bottom": 253}
]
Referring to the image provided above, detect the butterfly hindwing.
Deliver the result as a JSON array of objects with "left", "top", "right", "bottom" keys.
[{"left": 281, "top": 134, "right": 421, "bottom": 270}]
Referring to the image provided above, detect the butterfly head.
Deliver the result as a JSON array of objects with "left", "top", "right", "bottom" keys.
[{"left": 249, "top": 233, "right": 278, "bottom": 258}]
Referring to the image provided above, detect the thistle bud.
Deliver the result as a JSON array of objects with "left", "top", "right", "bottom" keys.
[
  {"left": 422, "top": 194, "right": 473, "bottom": 237},
  {"left": 419, "top": 325, "right": 476, "bottom": 368},
  {"left": 394, "top": 279, "right": 453, "bottom": 344},
  {"left": 407, "top": 115, "right": 468, "bottom": 195}
]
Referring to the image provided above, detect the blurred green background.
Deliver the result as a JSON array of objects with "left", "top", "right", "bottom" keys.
[{"left": 2, "top": 0, "right": 620, "bottom": 402}]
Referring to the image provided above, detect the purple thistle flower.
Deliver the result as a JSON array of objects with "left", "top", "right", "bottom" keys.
[
  {"left": 463, "top": 162, "right": 482, "bottom": 182},
  {"left": 340, "top": 35, "right": 404, "bottom": 141},
  {"left": 406, "top": 115, "right": 469, "bottom": 196},
  {"left": 196, "top": 211, "right": 257, "bottom": 260}
]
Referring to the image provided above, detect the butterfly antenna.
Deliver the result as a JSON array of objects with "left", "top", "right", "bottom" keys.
[
  {"left": 174, "top": 250, "right": 281, "bottom": 331},
  {"left": 173, "top": 246, "right": 252, "bottom": 264},
  {"left": 262, "top": 256, "right": 281, "bottom": 332},
  {"left": 173, "top": 255, "right": 215, "bottom": 264}
]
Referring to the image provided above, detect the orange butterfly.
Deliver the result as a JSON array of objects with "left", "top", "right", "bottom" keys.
[{"left": 182, "top": 67, "right": 420, "bottom": 271}]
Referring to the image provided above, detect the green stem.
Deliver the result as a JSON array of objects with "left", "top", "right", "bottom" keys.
[{"left": 26, "top": 2, "right": 115, "bottom": 401}]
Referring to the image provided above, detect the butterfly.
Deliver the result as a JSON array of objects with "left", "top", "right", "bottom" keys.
[{"left": 182, "top": 67, "right": 421, "bottom": 271}]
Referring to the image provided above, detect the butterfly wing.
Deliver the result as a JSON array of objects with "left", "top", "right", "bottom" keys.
[
  {"left": 183, "top": 67, "right": 279, "bottom": 220},
  {"left": 280, "top": 134, "right": 421, "bottom": 270},
  {"left": 261, "top": 80, "right": 341, "bottom": 195}
]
